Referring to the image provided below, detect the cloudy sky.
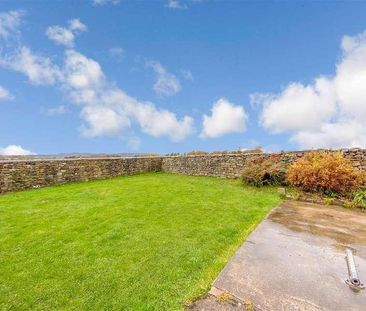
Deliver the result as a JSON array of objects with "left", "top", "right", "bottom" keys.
[{"left": 0, "top": 0, "right": 366, "bottom": 155}]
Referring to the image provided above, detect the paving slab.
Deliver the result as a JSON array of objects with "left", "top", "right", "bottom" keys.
[{"left": 212, "top": 200, "right": 366, "bottom": 311}]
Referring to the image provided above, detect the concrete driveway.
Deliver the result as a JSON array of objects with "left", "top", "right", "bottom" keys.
[{"left": 211, "top": 201, "right": 366, "bottom": 311}]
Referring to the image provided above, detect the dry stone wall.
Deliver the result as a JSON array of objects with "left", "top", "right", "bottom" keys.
[
  {"left": 0, "top": 148, "right": 365, "bottom": 194},
  {"left": 0, "top": 157, "right": 162, "bottom": 194},
  {"left": 161, "top": 148, "right": 366, "bottom": 178}
]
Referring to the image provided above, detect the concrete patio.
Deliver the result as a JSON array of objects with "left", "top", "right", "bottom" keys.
[{"left": 211, "top": 201, "right": 366, "bottom": 310}]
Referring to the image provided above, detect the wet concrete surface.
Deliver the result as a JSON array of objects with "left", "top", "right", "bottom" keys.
[
  {"left": 187, "top": 293, "right": 249, "bottom": 311},
  {"left": 212, "top": 201, "right": 366, "bottom": 311}
]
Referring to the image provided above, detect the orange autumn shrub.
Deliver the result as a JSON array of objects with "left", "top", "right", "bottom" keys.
[{"left": 286, "top": 152, "right": 364, "bottom": 195}]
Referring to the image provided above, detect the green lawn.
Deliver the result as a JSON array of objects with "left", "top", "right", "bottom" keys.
[{"left": 0, "top": 173, "right": 280, "bottom": 310}]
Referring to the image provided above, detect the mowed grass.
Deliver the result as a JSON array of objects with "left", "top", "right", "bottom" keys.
[{"left": 0, "top": 173, "right": 280, "bottom": 310}]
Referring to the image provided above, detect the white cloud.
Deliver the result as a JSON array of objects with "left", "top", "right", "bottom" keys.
[
  {"left": 46, "top": 26, "right": 74, "bottom": 47},
  {"left": 252, "top": 78, "right": 336, "bottom": 133},
  {"left": 64, "top": 49, "right": 104, "bottom": 91},
  {"left": 0, "top": 85, "right": 14, "bottom": 101},
  {"left": 0, "top": 10, "right": 24, "bottom": 40},
  {"left": 181, "top": 69, "right": 193, "bottom": 81},
  {"left": 147, "top": 60, "right": 181, "bottom": 97},
  {"left": 165, "top": 0, "right": 187, "bottom": 10},
  {"left": 80, "top": 105, "right": 131, "bottom": 137},
  {"left": 47, "top": 105, "right": 68, "bottom": 116},
  {"left": 67, "top": 51, "right": 192, "bottom": 139},
  {"left": 0, "top": 14, "right": 194, "bottom": 142},
  {"left": 0, "top": 46, "right": 62, "bottom": 85},
  {"left": 109, "top": 47, "right": 124, "bottom": 61},
  {"left": 201, "top": 98, "right": 248, "bottom": 138},
  {"left": 62, "top": 50, "right": 130, "bottom": 137},
  {"left": 63, "top": 50, "right": 193, "bottom": 140},
  {"left": 92, "top": 0, "right": 120, "bottom": 6},
  {"left": 0, "top": 48, "right": 193, "bottom": 141},
  {"left": 46, "top": 19, "right": 87, "bottom": 47},
  {"left": 0, "top": 145, "right": 34, "bottom": 156},
  {"left": 68, "top": 19, "right": 87, "bottom": 33},
  {"left": 291, "top": 121, "right": 366, "bottom": 149},
  {"left": 133, "top": 102, "right": 194, "bottom": 141},
  {"left": 254, "top": 29, "right": 366, "bottom": 149}
]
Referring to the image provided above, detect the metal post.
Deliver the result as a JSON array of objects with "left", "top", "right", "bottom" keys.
[{"left": 345, "top": 248, "right": 365, "bottom": 290}]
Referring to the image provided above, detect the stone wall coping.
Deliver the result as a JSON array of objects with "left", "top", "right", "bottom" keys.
[
  {"left": 1, "top": 148, "right": 365, "bottom": 163},
  {"left": 0, "top": 156, "right": 163, "bottom": 164},
  {"left": 1, "top": 148, "right": 364, "bottom": 194},
  {"left": 162, "top": 148, "right": 366, "bottom": 158}
]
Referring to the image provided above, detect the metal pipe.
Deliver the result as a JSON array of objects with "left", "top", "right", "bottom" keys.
[
  {"left": 345, "top": 248, "right": 364, "bottom": 290},
  {"left": 346, "top": 249, "right": 360, "bottom": 286}
]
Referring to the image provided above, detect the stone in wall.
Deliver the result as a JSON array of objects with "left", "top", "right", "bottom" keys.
[
  {"left": 0, "top": 157, "right": 162, "bottom": 194},
  {"left": 161, "top": 148, "right": 366, "bottom": 179},
  {"left": 1, "top": 148, "right": 365, "bottom": 195}
]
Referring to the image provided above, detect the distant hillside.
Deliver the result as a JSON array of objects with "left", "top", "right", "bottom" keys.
[{"left": 0, "top": 153, "right": 148, "bottom": 161}]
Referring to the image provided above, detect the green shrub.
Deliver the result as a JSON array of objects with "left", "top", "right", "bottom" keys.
[
  {"left": 287, "top": 152, "right": 363, "bottom": 195},
  {"left": 351, "top": 190, "right": 366, "bottom": 209},
  {"left": 241, "top": 158, "right": 286, "bottom": 187},
  {"left": 323, "top": 197, "right": 335, "bottom": 205},
  {"left": 343, "top": 200, "right": 354, "bottom": 209}
]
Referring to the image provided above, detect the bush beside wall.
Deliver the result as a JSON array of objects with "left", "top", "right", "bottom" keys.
[
  {"left": 287, "top": 152, "right": 364, "bottom": 195},
  {"left": 162, "top": 149, "right": 366, "bottom": 179},
  {"left": 241, "top": 158, "right": 287, "bottom": 187},
  {"left": 1, "top": 148, "right": 365, "bottom": 194}
]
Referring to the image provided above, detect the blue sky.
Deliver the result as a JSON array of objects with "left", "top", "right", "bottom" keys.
[{"left": 1, "top": 0, "right": 366, "bottom": 155}]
